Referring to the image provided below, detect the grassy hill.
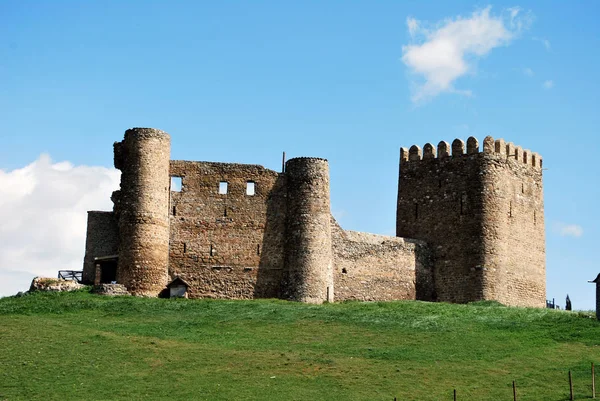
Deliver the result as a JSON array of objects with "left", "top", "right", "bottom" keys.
[{"left": 0, "top": 290, "right": 598, "bottom": 401}]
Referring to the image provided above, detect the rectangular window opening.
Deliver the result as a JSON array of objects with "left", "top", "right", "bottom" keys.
[
  {"left": 219, "top": 181, "right": 228, "bottom": 194},
  {"left": 246, "top": 181, "right": 256, "bottom": 196},
  {"left": 414, "top": 203, "right": 419, "bottom": 219},
  {"left": 256, "top": 244, "right": 261, "bottom": 255},
  {"left": 171, "top": 176, "right": 182, "bottom": 192},
  {"left": 172, "top": 205, "right": 177, "bottom": 216}
]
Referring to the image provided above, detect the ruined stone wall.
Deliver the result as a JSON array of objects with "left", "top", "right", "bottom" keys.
[
  {"left": 331, "top": 218, "right": 433, "bottom": 302},
  {"left": 168, "top": 161, "right": 287, "bottom": 299},
  {"left": 282, "top": 157, "right": 333, "bottom": 304},
  {"left": 113, "top": 128, "right": 171, "bottom": 296},
  {"left": 397, "top": 136, "right": 545, "bottom": 306},
  {"left": 81, "top": 211, "right": 119, "bottom": 284}
]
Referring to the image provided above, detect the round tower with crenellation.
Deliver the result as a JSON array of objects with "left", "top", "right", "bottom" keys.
[
  {"left": 283, "top": 157, "right": 334, "bottom": 304},
  {"left": 113, "top": 128, "right": 171, "bottom": 296}
]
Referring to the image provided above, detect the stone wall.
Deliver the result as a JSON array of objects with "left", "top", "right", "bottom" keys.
[
  {"left": 397, "top": 138, "right": 488, "bottom": 303},
  {"left": 331, "top": 218, "right": 432, "bottom": 301},
  {"left": 168, "top": 160, "right": 287, "bottom": 299},
  {"left": 82, "top": 211, "right": 119, "bottom": 284},
  {"left": 397, "top": 136, "right": 545, "bottom": 307},
  {"left": 478, "top": 136, "right": 545, "bottom": 307},
  {"left": 113, "top": 128, "right": 171, "bottom": 296}
]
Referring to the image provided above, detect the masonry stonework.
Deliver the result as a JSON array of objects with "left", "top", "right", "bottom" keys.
[
  {"left": 82, "top": 211, "right": 118, "bottom": 283},
  {"left": 283, "top": 158, "right": 333, "bottom": 304},
  {"left": 167, "top": 160, "right": 286, "bottom": 299},
  {"left": 112, "top": 128, "right": 171, "bottom": 296},
  {"left": 397, "top": 136, "right": 545, "bottom": 307},
  {"left": 82, "top": 128, "right": 546, "bottom": 307}
]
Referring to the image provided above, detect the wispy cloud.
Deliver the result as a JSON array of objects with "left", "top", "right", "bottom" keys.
[
  {"left": 543, "top": 80, "right": 554, "bottom": 89},
  {"left": 523, "top": 67, "right": 534, "bottom": 77},
  {"left": 0, "top": 155, "right": 120, "bottom": 297},
  {"left": 332, "top": 208, "right": 347, "bottom": 222},
  {"left": 402, "top": 6, "right": 532, "bottom": 103},
  {"left": 533, "top": 37, "right": 551, "bottom": 51},
  {"left": 554, "top": 223, "right": 583, "bottom": 238}
]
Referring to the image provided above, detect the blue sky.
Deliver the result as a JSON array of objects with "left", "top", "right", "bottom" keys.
[{"left": 1, "top": 1, "right": 598, "bottom": 309}]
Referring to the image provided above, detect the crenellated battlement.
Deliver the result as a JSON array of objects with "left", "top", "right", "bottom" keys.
[
  {"left": 397, "top": 134, "right": 545, "bottom": 308},
  {"left": 400, "top": 136, "right": 542, "bottom": 169}
]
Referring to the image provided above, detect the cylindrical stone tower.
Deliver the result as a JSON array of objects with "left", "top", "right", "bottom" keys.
[
  {"left": 283, "top": 157, "right": 333, "bottom": 304},
  {"left": 114, "top": 128, "right": 171, "bottom": 296}
]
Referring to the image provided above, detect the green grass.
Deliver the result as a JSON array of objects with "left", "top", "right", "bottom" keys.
[{"left": 0, "top": 290, "right": 598, "bottom": 401}]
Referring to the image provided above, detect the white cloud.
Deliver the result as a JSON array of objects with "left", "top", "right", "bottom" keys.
[
  {"left": 0, "top": 155, "right": 120, "bottom": 297},
  {"left": 407, "top": 17, "right": 419, "bottom": 38},
  {"left": 402, "top": 6, "right": 531, "bottom": 103},
  {"left": 533, "top": 37, "right": 551, "bottom": 51},
  {"left": 554, "top": 223, "right": 583, "bottom": 238},
  {"left": 523, "top": 67, "right": 534, "bottom": 77},
  {"left": 543, "top": 80, "right": 554, "bottom": 89}
]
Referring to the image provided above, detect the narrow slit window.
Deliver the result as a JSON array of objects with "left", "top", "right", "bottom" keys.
[
  {"left": 172, "top": 206, "right": 177, "bottom": 216},
  {"left": 246, "top": 181, "right": 256, "bottom": 196},
  {"left": 219, "top": 181, "right": 228, "bottom": 194},
  {"left": 171, "top": 176, "right": 182, "bottom": 192},
  {"left": 414, "top": 203, "right": 419, "bottom": 219},
  {"left": 224, "top": 207, "right": 227, "bottom": 217},
  {"left": 183, "top": 243, "right": 187, "bottom": 254},
  {"left": 509, "top": 201, "right": 512, "bottom": 218},
  {"left": 256, "top": 244, "right": 261, "bottom": 255},
  {"left": 460, "top": 194, "right": 467, "bottom": 215},
  {"left": 210, "top": 244, "right": 214, "bottom": 256}
]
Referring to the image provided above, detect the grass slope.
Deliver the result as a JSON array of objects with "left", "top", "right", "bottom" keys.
[{"left": 0, "top": 290, "right": 598, "bottom": 401}]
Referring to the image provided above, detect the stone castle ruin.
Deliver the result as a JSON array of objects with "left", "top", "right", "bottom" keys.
[{"left": 82, "top": 128, "right": 545, "bottom": 307}]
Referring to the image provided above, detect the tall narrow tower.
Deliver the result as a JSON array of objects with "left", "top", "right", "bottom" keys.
[
  {"left": 113, "top": 128, "right": 171, "bottom": 296},
  {"left": 283, "top": 157, "right": 334, "bottom": 304}
]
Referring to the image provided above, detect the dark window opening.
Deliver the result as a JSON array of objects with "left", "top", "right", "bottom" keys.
[
  {"left": 171, "top": 176, "right": 182, "bottom": 192},
  {"left": 414, "top": 203, "right": 419, "bottom": 219},
  {"left": 172, "top": 206, "right": 176, "bottom": 216},
  {"left": 256, "top": 244, "right": 260, "bottom": 255},
  {"left": 521, "top": 183, "right": 525, "bottom": 194},
  {"left": 342, "top": 268, "right": 347, "bottom": 274},
  {"left": 219, "top": 181, "right": 228, "bottom": 194},
  {"left": 183, "top": 243, "right": 187, "bottom": 254},
  {"left": 509, "top": 201, "right": 512, "bottom": 218},
  {"left": 246, "top": 181, "right": 256, "bottom": 196},
  {"left": 224, "top": 207, "right": 227, "bottom": 217},
  {"left": 438, "top": 179, "right": 442, "bottom": 188}
]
